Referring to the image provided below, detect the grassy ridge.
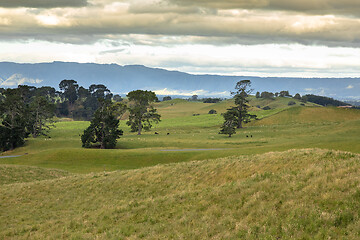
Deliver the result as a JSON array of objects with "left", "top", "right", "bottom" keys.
[
  {"left": 1, "top": 149, "right": 360, "bottom": 239},
  {"left": 155, "top": 97, "right": 318, "bottom": 119}
]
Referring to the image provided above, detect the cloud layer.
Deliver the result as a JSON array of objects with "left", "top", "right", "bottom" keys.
[
  {"left": 0, "top": 0, "right": 360, "bottom": 47},
  {"left": 1, "top": 0, "right": 360, "bottom": 77},
  {"left": 0, "top": 0, "right": 88, "bottom": 8}
]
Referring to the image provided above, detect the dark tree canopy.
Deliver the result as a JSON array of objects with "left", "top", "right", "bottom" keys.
[
  {"left": 220, "top": 80, "right": 256, "bottom": 137},
  {"left": 232, "top": 80, "right": 254, "bottom": 129},
  {"left": 305, "top": 94, "right": 349, "bottom": 107},
  {"left": 81, "top": 99, "right": 126, "bottom": 149},
  {"left": 89, "top": 84, "right": 112, "bottom": 100},
  {"left": 59, "top": 79, "right": 79, "bottom": 105},
  {"left": 113, "top": 94, "right": 123, "bottom": 102},
  {"left": 219, "top": 108, "right": 237, "bottom": 137},
  {"left": 293, "top": 93, "right": 301, "bottom": 100},
  {"left": 127, "top": 90, "right": 161, "bottom": 135},
  {"left": 28, "top": 96, "right": 56, "bottom": 138},
  {"left": 162, "top": 96, "right": 172, "bottom": 101},
  {"left": 279, "top": 90, "right": 292, "bottom": 97},
  {"left": 0, "top": 88, "right": 29, "bottom": 151},
  {"left": 260, "top": 91, "right": 275, "bottom": 99},
  {"left": 203, "top": 98, "right": 221, "bottom": 103},
  {"left": 191, "top": 95, "right": 198, "bottom": 101}
]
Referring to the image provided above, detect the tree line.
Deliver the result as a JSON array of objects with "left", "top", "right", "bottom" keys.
[{"left": 0, "top": 80, "right": 161, "bottom": 151}]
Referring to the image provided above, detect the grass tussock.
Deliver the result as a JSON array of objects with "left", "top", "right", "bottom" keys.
[{"left": 1, "top": 149, "right": 360, "bottom": 239}]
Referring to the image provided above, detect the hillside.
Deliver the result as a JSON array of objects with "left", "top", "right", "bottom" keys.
[
  {"left": 0, "top": 165, "right": 71, "bottom": 185},
  {"left": 1, "top": 149, "right": 360, "bottom": 239},
  {"left": 0, "top": 62, "right": 359, "bottom": 99},
  {"left": 1, "top": 104, "right": 360, "bottom": 173},
  {"left": 155, "top": 96, "right": 318, "bottom": 119},
  {"left": 253, "top": 106, "right": 360, "bottom": 125}
]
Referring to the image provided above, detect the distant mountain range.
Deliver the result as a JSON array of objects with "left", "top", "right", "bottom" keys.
[{"left": 0, "top": 61, "right": 359, "bottom": 100}]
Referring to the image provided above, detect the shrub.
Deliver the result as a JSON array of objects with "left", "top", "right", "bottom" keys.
[
  {"left": 263, "top": 106, "right": 271, "bottom": 110},
  {"left": 208, "top": 109, "right": 217, "bottom": 114},
  {"left": 288, "top": 101, "right": 296, "bottom": 106}
]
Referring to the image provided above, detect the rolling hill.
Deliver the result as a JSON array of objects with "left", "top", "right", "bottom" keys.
[{"left": 1, "top": 149, "right": 360, "bottom": 239}]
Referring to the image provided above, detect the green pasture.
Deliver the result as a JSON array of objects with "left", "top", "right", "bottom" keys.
[
  {"left": 1, "top": 98, "right": 360, "bottom": 239},
  {"left": 1, "top": 103, "right": 360, "bottom": 173}
]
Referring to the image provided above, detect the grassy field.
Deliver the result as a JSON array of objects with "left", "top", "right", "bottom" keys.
[
  {"left": 1, "top": 97, "right": 360, "bottom": 239},
  {"left": 1, "top": 149, "right": 360, "bottom": 239},
  {"left": 0, "top": 99, "right": 359, "bottom": 173}
]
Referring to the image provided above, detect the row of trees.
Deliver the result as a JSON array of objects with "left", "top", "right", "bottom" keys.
[
  {"left": 0, "top": 80, "right": 123, "bottom": 121},
  {"left": 0, "top": 82, "right": 161, "bottom": 151},
  {"left": 81, "top": 90, "right": 161, "bottom": 149},
  {"left": 0, "top": 86, "right": 55, "bottom": 151}
]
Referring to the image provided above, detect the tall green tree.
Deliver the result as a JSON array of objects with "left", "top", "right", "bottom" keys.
[
  {"left": 28, "top": 96, "right": 56, "bottom": 138},
  {"left": 0, "top": 89, "right": 29, "bottom": 151},
  {"left": 219, "top": 108, "right": 237, "bottom": 137},
  {"left": 231, "top": 80, "right": 254, "bottom": 129},
  {"left": 220, "top": 80, "right": 256, "bottom": 137},
  {"left": 81, "top": 99, "right": 126, "bottom": 149},
  {"left": 126, "top": 90, "right": 161, "bottom": 135},
  {"left": 59, "top": 79, "right": 79, "bottom": 105}
]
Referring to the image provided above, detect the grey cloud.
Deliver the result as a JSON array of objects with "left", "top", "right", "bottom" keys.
[
  {"left": 99, "top": 48, "right": 126, "bottom": 54},
  {"left": 1, "top": 2, "right": 360, "bottom": 48},
  {"left": 0, "top": 0, "right": 88, "bottom": 9},
  {"left": 168, "top": 0, "right": 360, "bottom": 16}
]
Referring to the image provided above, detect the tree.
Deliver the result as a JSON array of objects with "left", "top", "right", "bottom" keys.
[
  {"left": 28, "top": 96, "right": 56, "bottom": 138},
  {"left": 162, "top": 96, "right": 172, "bottom": 101},
  {"left": 59, "top": 79, "right": 79, "bottom": 105},
  {"left": 113, "top": 94, "right": 123, "bottom": 102},
  {"left": 36, "top": 86, "right": 56, "bottom": 102},
  {"left": 279, "top": 90, "right": 291, "bottom": 97},
  {"left": 89, "top": 84, "right": 112, "bottom": 101},
  {"left": 260, "top": 91, "right": 275, "bottom": 99},
  {"left": 203, "top": 98, "right": 221, "bottom": 103},
  {"left": 126, "top": 90, "right": 161, "bottom": 135},
  {"left": 191, "top": 95, "right": 198, "bottom": 101},
  {"left": 0, "top": 88, "right": 29, "bottom": 151},
  {"left": 81, "top": 99, "right": 126, "bottom": 149},
  {"left": 231, "top": 80, "right": 254, "bottom": 129},
  {"left": 255, "top": 91, "right": 260, "bottom": 98},
  {"left": 208, "top": 109, "right": 217, "bottom": 114},
  {"left": 219, "top": 108, "right": 237, "bottom": 137},
  {"left": 293, "top": 93, "right": 301, "bottom": 100},
  {"left": 220, "top": 80, "right": 256, "bottom": 137}
]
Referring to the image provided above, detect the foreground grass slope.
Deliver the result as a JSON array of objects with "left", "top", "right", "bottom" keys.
[
  {"left": 0, "top": 165, "right": 72, "bottom": 185},
  {"left": 1, "top": 149, "right": 360, "bottom": 239}
]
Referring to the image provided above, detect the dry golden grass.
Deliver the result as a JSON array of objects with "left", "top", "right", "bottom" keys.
[{"left": 1, "top": 149, "right": 360, "bottom": 239}]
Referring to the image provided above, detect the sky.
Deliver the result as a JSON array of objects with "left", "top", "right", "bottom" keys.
[{"left": 0, "top": 0, "right": 360, "bottom": 77}]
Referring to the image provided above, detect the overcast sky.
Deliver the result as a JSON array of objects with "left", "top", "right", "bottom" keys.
[{"left": 1, "top": 0, "right": 360, "bottom": 77}]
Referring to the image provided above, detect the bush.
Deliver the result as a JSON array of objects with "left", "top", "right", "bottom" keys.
[
  {"left": 288, "top": 101, "right": 296, "bottom": 106},
  {"left": 203, "top": 98, "right": 221, "bottom": 103},
  {"left": 263, "top": 106, "right": 271, "bottom": 110},
  {"left": 192, "top": 113, "right": 200, "bottom": 116},
  {"left": 208, "top": 109, "right": 217, "bottom": 114}
]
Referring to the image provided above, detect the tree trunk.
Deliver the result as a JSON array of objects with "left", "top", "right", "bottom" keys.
[
  {"left": 100, "top": 123, "right": 105, "bottom": 149},
  {"left": 137, "top": 122, "right": 142, "bottom": 135},
  {"left": 137, "top": 117, "right": 142, "bottom": 135}
]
